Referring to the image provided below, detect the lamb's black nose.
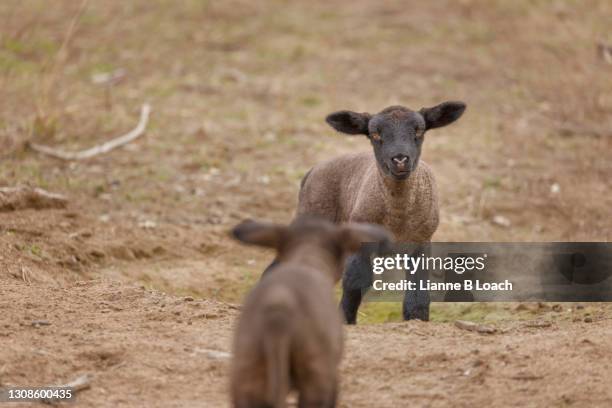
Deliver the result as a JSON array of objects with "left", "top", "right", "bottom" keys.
[
  {"left": 392, "top": 155, "right": 409, "bottom": 164},
  {"left": 392, "top": 155, "right": 409, "bottom": 170}
]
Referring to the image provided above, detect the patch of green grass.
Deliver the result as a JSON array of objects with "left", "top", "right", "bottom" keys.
[
  {"left": 483, "top": 177, "right": 502, "bottom": 189},
  {"left": 15, "top": 163, "right": 49, "bottom": 189},
  {"left": 3, "top": 37, "right": 58, "bottom": 58},
  {"left": 125, "top": 189, "right": 155, "bottom": 203},
  {"left": 0, "top": 52, "right": 37, "bottom": 74},
  {"left": 345, "top": 301, "right": 545, "bottom": 324},
  {"left": 29, "top": 244, "right": 43, "bottom": 258},
  {"left": 89, "top": 61, "right": 116, "bottom": 75},
  {"left": 300, "top": 96, "right": 321, "bottom": 107},
  {"left": 0, "top": 36, "right": 58, "bottom": 75},
  {"left": 153, "top": 167, "right": 173, "bottom": 182},
  {"left": 358, "top": 302, "right": 403, "bottom": 323}
]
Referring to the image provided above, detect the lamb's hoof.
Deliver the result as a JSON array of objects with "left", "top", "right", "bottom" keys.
[
  {"left": 403, "top": 308, "right": 430, "bottom": 321},
  {"left": 341, "top": 310, "right": 358, "bottom": 325}
]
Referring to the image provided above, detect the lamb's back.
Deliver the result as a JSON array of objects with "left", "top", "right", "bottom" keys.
[{"left": 297, "top": 152, "right": 373, "bottom": 222}]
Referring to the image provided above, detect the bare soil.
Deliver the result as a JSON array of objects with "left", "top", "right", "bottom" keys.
[
  {"left": 2, "top": 279, "right": 611, "bottom": 407},
  {"left": 1, "top": 0, "right": 611, "bottom": 406}
]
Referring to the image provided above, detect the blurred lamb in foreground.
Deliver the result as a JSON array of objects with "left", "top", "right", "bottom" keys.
[{"left": 230, "top": 216, "right": 391, "bottom": 408}]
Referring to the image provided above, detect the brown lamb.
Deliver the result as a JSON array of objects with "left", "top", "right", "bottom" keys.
[
  {"left": 297, "top": 101, "right": 466, "bottom": 323},
  {"left": 230, "top": 216, "right": 391, "bottom": 408}
]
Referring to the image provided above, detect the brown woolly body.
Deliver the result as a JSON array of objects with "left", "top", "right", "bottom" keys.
[
  {"left": 231, "top": 258, "right": 342, "bottom": 407},
  {"left": 298, "top": 151, "right": 439, "bottom": 243},
  {"left": 231, "top": 216, "right": 392, "bottom": 406}
]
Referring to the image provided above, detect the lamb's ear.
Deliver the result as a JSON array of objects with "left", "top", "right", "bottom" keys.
[
  {"left": 231, "top": 219, "right": 286, "bottom": 249},
  {"left": 339, "top": 223, "right": 392, "bottom": 253},
  {"left": 420, "top": 101, "right": 466, "bottom": 130},
  {"left": 326, "top": 111, "right": 371, "bottom": 135}
]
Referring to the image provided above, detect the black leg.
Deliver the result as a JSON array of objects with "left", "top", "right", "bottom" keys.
[
  {"left": 340, "top": 251, "right": 373, "bottom": 325},
  {"left": 340, "top": 287, "right": 362, "bottom": 325},
  {"left": 403, "top": 243, "right": 431, "bottom": 321}
]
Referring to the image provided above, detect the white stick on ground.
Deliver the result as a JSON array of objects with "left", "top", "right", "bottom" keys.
[
  {"left": 59, "top": 374, "right": 92, "bottom": 392},
  {"left": 454, "top": 320, "right": 496, "bottom": 334},
  {"left": 28, "top": 103, "right": 151, "bottom": 160},
  {"left": 40, "top": 373, "right": 93, "bottom": 405},
  {"left": 0, "top": 186, "right": 68, "bottom": 212}
]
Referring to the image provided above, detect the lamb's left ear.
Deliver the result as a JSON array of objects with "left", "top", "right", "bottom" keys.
[
  {"left": 326, "top": 111, "right": 371, "bottom": 135},
  {"left": 419, "top": 101, "right": 466, "bottom": 130},
  {"left": 231, "top": 219, "right": 286, "bottom": 249}
]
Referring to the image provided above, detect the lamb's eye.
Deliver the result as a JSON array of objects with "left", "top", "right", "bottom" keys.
[{"left": 371, "top": 132, "right": 381, "bottom": 142}]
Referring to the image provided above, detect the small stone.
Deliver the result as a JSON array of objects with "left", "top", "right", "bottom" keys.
[
  {"left": 89, "top": 250, "right": 105, "bottom": 259},
  {"left": 138, "top": 220, "right": 157, "bottom": 229},
  {"left": 584, "top": 316, "right": 593, "bottom": 323},
  {"left": 197, "top": 348, "right": 231, "bottom": 360},
  {"left": 550, "top": 183, "right": 560, "bottom": 194},
  {"left": 525, "top": 320, "right": 552, "bottom": 328},
  {"left": 184, "top": 296, "right": 194, "bottom": 302},
  {"left": 492, "top": 215, "right": 511, "bottom": 228}
]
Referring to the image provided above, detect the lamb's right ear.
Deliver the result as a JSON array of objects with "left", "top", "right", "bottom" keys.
[
  {"left": 339, "top": 223, "right": 393, "bottom": 253},
  {"left": 231, "top": 219, "right": 286, "bottom": 249},
  {"left": 326, "top": 111, "right": 371, "bottom": 135},
  {"left": 419, "top": 101, "right": 466, "bottom": 130}
]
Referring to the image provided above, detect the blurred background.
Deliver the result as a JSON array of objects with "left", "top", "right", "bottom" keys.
[{"left": 1, "top": 0, "right": 611, "bottom": 317}]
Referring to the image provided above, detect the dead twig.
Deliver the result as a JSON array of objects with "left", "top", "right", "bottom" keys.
[
  {"left": 557, "top": 123, "right": 611, "bottom": 138},
  {"left": 192, "top": 348, "right": 232, "bottom": 360},
  {"left": 28, "top": 104, "right": 151, "bottom": 160},
  {"left": 510, "top": 372, "right": 544, "bottom": 381},
  {"left": 31, "top": 320, "right": 51, "bottom": 327},
  {"left": 0, "top": 186, "right": 68, "bottom": 212},
  {"left": 37, "top": 0, "right": 90, "bottom": 119},
  {"left": 21, "top": 267, "right": 32, "bottom": 285},
  {"left": 454, "top": 320, "right": 497, "bottom": 334},
  {"left": 41, "top": 373, "right": 93, "bottom": 405},
  {"left": 60, "top": 374, "right": 92, "bottom": 392},
  {"left": 524, "top": 320, "right": 552, "bottom": 328},
  {"left": 597, "top": 42, "right": 612, "bottom": 65}
]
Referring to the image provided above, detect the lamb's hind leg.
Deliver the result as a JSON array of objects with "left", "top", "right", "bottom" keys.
[{"left": 298, "top": 379, "right": 338, "bottom": 408}]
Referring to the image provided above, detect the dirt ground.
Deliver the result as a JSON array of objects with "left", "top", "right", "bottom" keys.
[{"left": 1, "top": 0, "right": 611, "bottom": 406}]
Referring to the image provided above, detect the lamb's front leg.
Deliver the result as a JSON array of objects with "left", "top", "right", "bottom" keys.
[
  {"left": 403, "top": 243, "right": 431, "bottom": 321},
  {"left": 340, "top": 250, "right": 372, "bottom": 325}
]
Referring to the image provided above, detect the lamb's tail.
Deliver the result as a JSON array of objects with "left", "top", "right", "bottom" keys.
[{"left": 262, "top": 286, "right": 295, "bottom": 408}]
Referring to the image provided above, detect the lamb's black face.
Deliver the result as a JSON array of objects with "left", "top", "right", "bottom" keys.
[
  {"left": 368, "top": 107, "right": 426, "bottom": 180},
  {"left": 325, "top": 101, "right": 466, "bottom": 181}
]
